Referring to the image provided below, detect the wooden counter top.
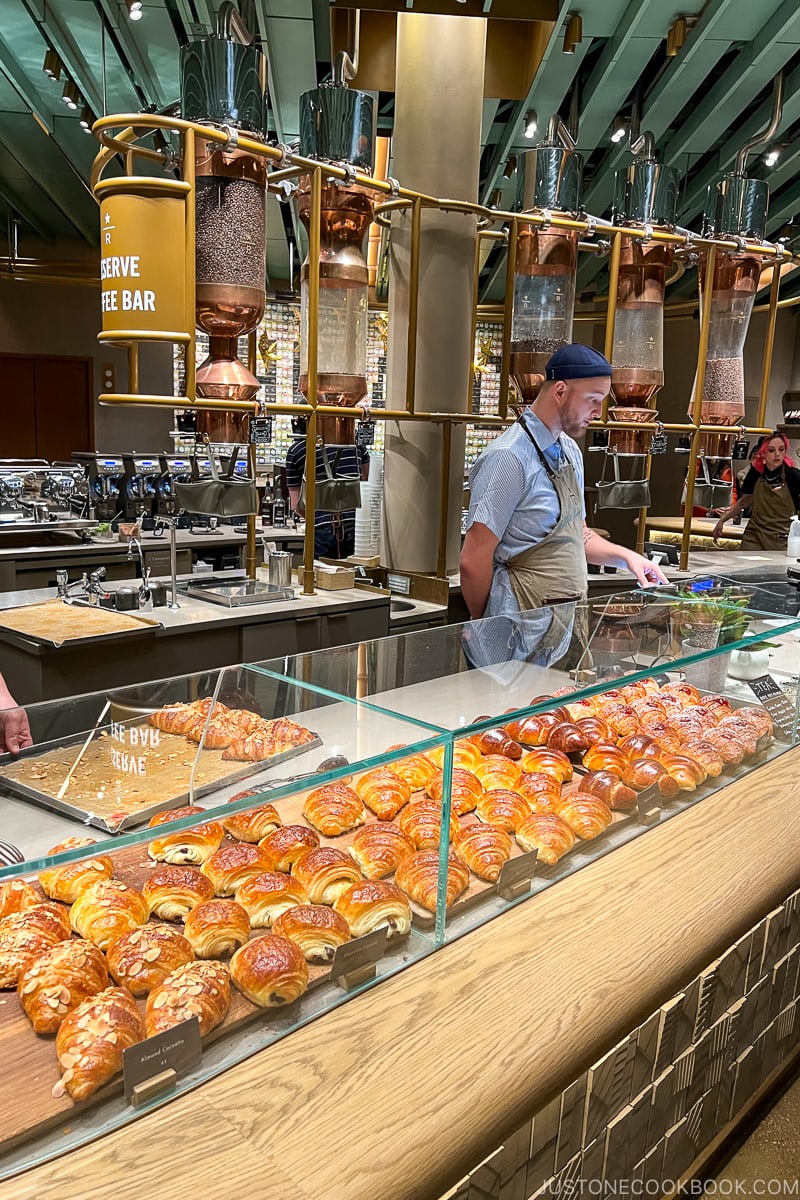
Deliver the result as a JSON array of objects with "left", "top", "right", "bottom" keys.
[{"left": 4, "top": 747, "right": 800, "bottom": 1200}]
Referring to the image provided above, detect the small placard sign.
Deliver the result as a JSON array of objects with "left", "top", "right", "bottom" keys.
[
  {"left": 746, "top": 675, "right": 796, "bottom": 740},
  {"left": 330, "top": 926, "right": 388, "bottom": 990},
  {"left": 249, "top": 416, "right": 273, "bottom": 445},
  {"left": 636, "top": 782, "right": 662, "bottom": 825},
  {"left": 123, "top": 1016, "right": 201, "bottom": 1106},
  {"left": 356, "top": 420, "right": 375, "bottom": 447},
  {"left": 497, "top": 848, "right": 539, "bottom": 899},
  {"left": 387, "top": 573, "right": 411, "bottom": 595}
]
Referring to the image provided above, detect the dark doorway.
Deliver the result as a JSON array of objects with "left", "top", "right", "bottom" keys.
[{"left": 0, "top": 353, "right": 93, "bottom": 461}]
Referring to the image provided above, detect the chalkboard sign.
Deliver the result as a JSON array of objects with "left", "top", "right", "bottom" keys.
[
  {"left": 249, "top": 417, "right": 273, "bottom": 445},
  {"left": 746, "top": 675, "right": 796, "bottom": 740},
  {"left": 356, "top": 420, "right": 375, "bottom": 447}
]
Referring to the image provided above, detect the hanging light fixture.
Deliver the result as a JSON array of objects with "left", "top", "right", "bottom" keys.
[
  {"left": 79, "top": 106, "right": 94, "bottom": 132},
  {"left": 126, "top": 0, "right": 144, "bottom": 20},
  {"left": 502, "top": 155, "right": 517, "bottom": 179},
  {"left": 666, "top": 15, "right": 687, "bottom": 57},
  {"left": 43, "top": 49, "right": 61, "bottom": 81},
  {"left": 523, "top": 110, "right": 538, "bottom": 139},
  {"left": 610, "top": 115, "right": 627, "bottom": 144},
  {"left": 61, "top": 80, "right": 80, "bottom": 110},
  {"left": 563, "top": 13, "right": 582, "bottom": 54},
  {"left": 765, "top": 147, "right": 780, "bottom": 167}
]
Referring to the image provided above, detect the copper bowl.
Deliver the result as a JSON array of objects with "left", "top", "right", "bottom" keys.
[{"left": 607, "top": 406, "right": 657, "bottom": 454}]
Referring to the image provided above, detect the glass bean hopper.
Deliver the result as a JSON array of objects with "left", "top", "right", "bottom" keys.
[
  {"left": 296, "top": 80, "right": 375, "bottom": 444},
  {"left": 180, "top": 7, "right": 268, "bottom": 440},
  {"left": 510, "top": 118, "right": 583, "bottom": 406}
]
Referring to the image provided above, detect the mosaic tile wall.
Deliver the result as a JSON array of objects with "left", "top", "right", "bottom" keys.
[{"left": 173, "top": 302, "right": 504, "bottom": 470}]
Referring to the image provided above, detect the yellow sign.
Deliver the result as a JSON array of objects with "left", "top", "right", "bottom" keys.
[{"left": 95, "top": 178, "right": 190, "bottom": 344}]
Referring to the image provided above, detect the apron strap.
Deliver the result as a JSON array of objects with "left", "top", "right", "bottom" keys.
[{"left": 516, "top": 415, "right": 558, "bottom": 482}]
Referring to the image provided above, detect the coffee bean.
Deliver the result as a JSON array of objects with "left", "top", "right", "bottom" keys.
[{"left": 196, "top": 177, "right": 265, "bottom": 290}]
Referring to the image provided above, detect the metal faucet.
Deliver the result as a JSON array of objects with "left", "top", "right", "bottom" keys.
[
  {"left": 83, "top": 566, "right": 107, "bottom": 605},
  {"left": 126, "top": 534, "right": 145, "bottom": 573}
]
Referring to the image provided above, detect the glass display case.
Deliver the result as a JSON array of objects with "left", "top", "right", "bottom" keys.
[{"left": 1, "top": 594, "right": 799, "bottom": 1179}]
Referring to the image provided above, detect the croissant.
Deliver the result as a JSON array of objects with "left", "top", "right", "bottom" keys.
[
  {"left": 384, "top": 748, "right": 437, "bottom": 791},
  {"left": 701, "top": 695, "right": 734, "bottom": 720},
  {"left": 453, "top": 823, "right": 512, "bottom": 882},
  {"left": 515, "top": 813, "right": 576, "bottom": 865},
  {"left": 563, "top": 697, "right": 599, "bottom": 721},
  {"left": 519, "top": 747, "right": 573, "bottom": 782},
  {"left": 424, "top": 740, "right": 482, "bottom": 771},
  {"left": 582, "top": 743, "right": 628, "bottom": 778},
  {"left": 147, "top": 807, "right": 225, "bottom": 865},
  {"left": 54, "top": 986, "right": 145, "bottom": 1101},
  {"left": 659, "top": 753, "right": 707, "bottom": 791},
  {"left": 38, "top": 838, "right": 115, "bottom": 903},
  {"left": 547, "top": 722, "right": 590, "bottom": 755},
  {"left": 0, "top": 904, "right": 72, "bottom": 988},
  {"left": 197, "top": 719, "right": 237, "bottom": 750},
  {"left": 333, "top": 880, "right": 413, "bottom": 941},
  {"left": 183, "top": 899, "right": 250, "bottom": 958},
  {"left": 574, "top": 716, "right": 615, "bottom": 747},
  {"left": 735, "top": 706, "right": 773, "bottom": 739},
  {"left": 69, "top": 880, "right": 148, "bottom": 951},
  {"left": 142, "top": 865, "right": 214, "bottom": 922},
  {"left": 472, "top": 728, "right": 523, "bottom": 760},
  {"left": 0, "top": 879, "right": 41, "bottom": 922},
  {"left": 529, "top": 696, "right": 571, "bottom": 720},
  {"left": 517, "top": 770, "right": 561, "bottom": 807},
  {"left": 667, "top": 712, "right": 708, "bottom": 742},
  {"left": 146, "top": 960, "right": 230, "bottom": 1038},
  {"left": 475, "top": 789, "right": 530, "bottom": 833},
  {"left": 580, "top": 770, "right": 638, "bottom": 811},
  {"left": 349, "top": 823, "right": 416, "bottom": 880},
  {"left": 636, "top": 715, "right": 683, "bottom": 753},
  {"left": 201, "top": 843, "right": 274, "bottom": 897},
  {"left": 554, "top": 793, "right": 613, "bottom": 840},
  {"left": 17, "top": 939, "right": 108, "bottom": 1034},
  {"left": 654, "top": 691, "right": 684, "bottom": 715},
  {"left": 148, "top": 703, "right": 202, "bottom": 736},
  {"left": 660, "top": 681, "right": 702, "bottom": 706},
  {"left": 622, "top": 758, "right": 680, "bottom": 797},
  {"left": 632, "top": 697, "right": 670, "bottom": 719},
  {"left": 599, "top": 703, "right": 641, "bottom": 738},
  {"left": 221, "top": 730, "right": 277, "bottom": 762},
  {"left": 258, "top": 824, "right": 320, "bottom": 872},
  {"left": 230, "top": 933, "right": 309, "bottom": 1007},
  {"left": 715, "top": 717, "right": 759, "bottom": 756},
  {"left": 680, "top": 739, "right": 725, "bottom": 777},
  {"left": 302, "top": 784, "right": 367, "bottom": 836},
  {"left": 235, "top": 871, "right": 309, "bottom": 928},
  {"left": 353, "top": 768, "right": 411, "bottom": 821},
  {"left": 222, "top": 800, "right": 282, "bottom": 843},
  {"left": 426, "top": 768, "right": 483, "bottom": 816},
  {"left": 395, "top": 851, "right": 470, "bottom": 912},
  {"left": 505, "top": 712, "right": 563, "bottom": 746},
  {"left": 273, "top": 904, "right": 351, "bottom": 963},
  {"left": 399, "top": 799, "right": 459, "bottom": 850},
  {"left": 292, "top": 847, "right": 362, "bottom": 905},
  {"left": 618, "top": 680, "right": 654, "bottom": 702},
  {"left": 702, "top": 728, "right": 746, "bottom": 765},
  {"left": 107, "top": 924, "right": 195, "bottom": 996}
]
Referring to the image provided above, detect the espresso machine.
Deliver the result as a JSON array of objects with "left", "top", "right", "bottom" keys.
[
  {"left": 155, "top": 455, "right": 192, "bottom": 518},
  {"left": 121, "top": 455, "right": 161, "bottom": 522},
  {"left": 72, "top": 453, "right": 124, "bottom": 523}
]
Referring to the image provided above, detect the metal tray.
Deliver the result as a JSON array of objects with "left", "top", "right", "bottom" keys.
[
  {"left": 0, "top": 727, "right": 323, "bottom": 834},
  {"left": 0, "top": 600, "right": 161, "bottom": 654},
  {"left": 184, "top": 579, "right": 295, "bottom": 607},
  {"left": 0, "top": 517, "right": 96, "bottom": 535}
]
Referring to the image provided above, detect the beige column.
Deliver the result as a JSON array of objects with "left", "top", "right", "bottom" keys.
[{"left": 382, "top": 14, "right": 486, "bottom": 574}]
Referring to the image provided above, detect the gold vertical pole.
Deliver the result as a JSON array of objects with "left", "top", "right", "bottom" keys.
[
  {"left": 602, "top": 231, "right": 622, "bottom": 424},
  {"left": 301, "top": 166, "right": 322, "bottom": 596},
  {"left": 356, "top": 642, "right": 368, "bottom": 699},
  {"left": 634, "top": 451, "right": 653, "bottom": 555},
  {"left": 467, "top": 234, "right": 481, "bottom": 412},
  {"left": 758, "top": 261, "right": 782, "bottom": 428},
  {"left": 127, "top": 344, "right": 139, "bottom": 394},
  {"left": 405, "top": 197, "right": 422, "bottom": 415},
  {"left": 245, "top": 332, "right": 258, "bottom": 578},
  {"left": 680, "top": 242, "right": 717, "bottom": 571},
  {"left": 499, "top": 217, "right": 517, "bottom": 420},
  {"left": 436, "top": 419, "right": 453, "bottom": 579},
  {"left": 183, "top": 127, "right": 197, "bottom": 403}
]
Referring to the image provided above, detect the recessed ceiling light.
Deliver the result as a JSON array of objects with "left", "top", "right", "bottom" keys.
[
  {"left": 126, "top": 0, "right": 144, "bottom": 20},
  {"left": 765, "top": 148, "right": 780, "bottom": 167},
  {"left": 563, "top": 12, "right": 582, "bottom": 54},
  {"left": 79, "top": 106, "right": 94, "bottom": 132},
  {"left": 524, "top": 110, "right": 538, "bottom": 139},
  {"left": 43, "top": 49, "right": 61, "bottom": 81},
  {"left": 62, "top": 80, "right": 80, "bottom": 110},
  {"left": 610, "top": 116, "right": 627, "bottom": 144}
]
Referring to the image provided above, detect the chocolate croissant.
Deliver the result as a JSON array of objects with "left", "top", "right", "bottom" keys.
[
  {"left": 222, "top": 800, "right": 282, "bottom": 843},
  {"left": 0, "top": 879, "right": 41, "bottom": 922},
  {"left": 554, "top": 793, "right": 613, "bottom": 840},
  {"left": 399, "top": 799, "right": 459, "bottom": 850},
  {"left": 17, "top": 939, "right": 108, "bottom": 1034},
  {"left": 147, "top": 806, "right": 225, "bottom": 865},
  {"left": 183, "top": 899, "right": 250, "bottom": 958},
  {"left": 395, "top": 851, "right": 470, "bottom": 912},
  {"left": 349, "top": 823, "right": 416, "bottom": 879},
  {"left": 200, "top": 843, "right": 274, "bottom": 897},
  {"left": 520, "top": 747, "right": 573, "bottom": 782},
  {"left": 235, "top": 871, "right": 310, "bottom": 928},
  {"left": 0, "top": 904, "right": 72, "bottom": 988},
  {"left": 69, "top": 880, "right": 149, "bottom": 951},
  {"left": 258, "top": 824, "right": 320, "bottom": 872},
  {"left": 333, "top": 879, "right": 413, "bottom": 941},
  {"left": 302, "top": 783, "right": 367, "bottom": 836},
  {"left": 547, "top": 722, "right": 590, "bottom": 755},
  {"left": 55, "top": 986, "right": 145, "bottom": 1101},
  {"left": 38, "top": 837, "right": 114, "bottom": 903},
  {"left": 142, "top": 865, "right": 214, "bottom": 922},
  {"left": 107, "top": 924, "right": 195, "bottom": 996},
  {"left": 354, "top": 768, "right": 412, "bottom": 821},
  {"left": 292, "top": 847, "right": 362, "bottom": 905},
  {"left": 273, "top": 904, "right": 351, "bottom": 963},
  {"left": 230, "top": 933, "right": 309, "bottom": 1007},
  {"left": 471, "top": 728, "right": 523, "bottom": 760},
  {"left": 515, "top": 813, "right": 576, "bottom": 865},
  {"left": 145, "top": 960, "right": 231, "bottom": 1038},
  {"left": 426, "top": 768, "right": 483, "bottom": 816},
  {"left": 517, "top": 771, "right": 561, "bottom": 813},
  {"left": 453, "top": 823, "right": 512, "bottom": 882},
  {"left": 475, "top": 788, "right": 531, "bottom": 833}
]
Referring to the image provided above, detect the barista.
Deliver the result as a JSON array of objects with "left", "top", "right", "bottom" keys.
[
  {"left": 459, "top": 344, "right": 667, "bottom": 620},
  {"left": 712, "top": 431, "right": 800, "bottom": 550},
  {"left": 0, "top": 674, "right": 31, "bottom": 755}
]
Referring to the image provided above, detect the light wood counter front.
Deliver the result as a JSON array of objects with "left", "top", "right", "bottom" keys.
[{"left": 4, "top": 750, "right": 800, "bottom": 1200}]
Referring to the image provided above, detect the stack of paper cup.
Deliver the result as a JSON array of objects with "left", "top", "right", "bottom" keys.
[{"left": 354, "top": 453, "right": 384, "bottom": 558}]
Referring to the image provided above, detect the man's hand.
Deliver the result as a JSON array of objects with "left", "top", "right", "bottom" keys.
[
  {"left": 0, "top": 706, "right": 32, "bottom": 755},
  {"left": 621, "top": 549, "right": 668, "bottom": 587}
]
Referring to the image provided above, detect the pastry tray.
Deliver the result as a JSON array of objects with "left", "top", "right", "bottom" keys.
[
  {"left": 0, "top": 599, "right": 161, "bottom": 652},
  {"left": 0, "top": 726, "right": 323, "bottom": 833}
]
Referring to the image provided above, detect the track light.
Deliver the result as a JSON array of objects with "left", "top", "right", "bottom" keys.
[
  {"left": 610, "top": 116, "right": 627, "bottom": 144},
  {"left": 765, "top": 147, "right": 780, "bottom": 167},
  {"left": 126, "top": 0, "right": 143, "bottom": 20},
  {"left": 42, "top": 49, "right": 61, "bottom": 82},
  {"left": 666, "top": 15, "right": 687, "bottom": 57},
  {"left": 61, "top": 80, "right": 80, "bottom": 110},
  {"left": 563, "top": 12, "right": 582, "bottom": 54},
  {"left": 523, "top": 110, "right": 538, "bottom": 139},
  {"left": 79, "top": 106, "right": 94, "bottom": 132},
  {"left": 502, "top": 156, "right": 517, "bottom": 179}
]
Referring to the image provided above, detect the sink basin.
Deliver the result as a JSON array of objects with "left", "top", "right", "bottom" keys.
[{"left": 390, "top": 599, "right": 415, "bottom": 613}]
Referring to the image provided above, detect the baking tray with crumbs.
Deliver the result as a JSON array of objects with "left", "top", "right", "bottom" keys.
[{"left": 0, "top": 599, "right": 161, "bottom": 651}]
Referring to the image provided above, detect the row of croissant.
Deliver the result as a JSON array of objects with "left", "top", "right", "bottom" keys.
[{"left": 147, "top": 697, "right": 316, "bottom": 762}]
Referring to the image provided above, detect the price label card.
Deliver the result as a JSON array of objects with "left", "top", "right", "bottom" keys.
[
  {"left": 746, "top": 675, "right": 796, "bottom": 740},
  {"left": 496, "top": 848, "right": 539, "bottom": 899},
  {"left": 330, "top": 926, "right": 388, "bottom": 990},
  {"left": 356, "top": 420, "right": 375, "bottom": 447},
  {"left": 123, "top": 1016, "right": 201, "bottom": 1105},
  {"left": 387, "top": 573, "right": 411, "bottom": 595},
  {"left": 249, "top": 417, "right": 273, "bottom": 445}
]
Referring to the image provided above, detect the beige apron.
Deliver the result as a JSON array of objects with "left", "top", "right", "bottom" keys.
[
  {"left": 506, "top": 425, "right": 587, "bottom": 611},
  {"left": 740, "top": 471, "right": 796, "bottom": 551}
]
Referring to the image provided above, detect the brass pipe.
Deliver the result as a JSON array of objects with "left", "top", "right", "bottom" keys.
[
  {"left": 588, "top": 420, "right": 772, "bottom": 434},
  {"left": 302, "top": 405, "right": 318, "bottom": 596},
  {"left": 691, "top": 243, "right": 717, "bottom": 427},
  {"left": 467, "top": 234, "right": 481, "bottom": 411},
  {"left": 634, "top": 450, "right": 654, "bottom": 556},
  {"left": 499, "top": 219, "right": 517, "bottom": 421},
  {"left": 679, "top": 427, "right": 703, "bottom": 572},
  {"left": 127, "top": 344, "right": 139, "bottom": 393},
  {"left": 601, "top": 232, "right": 622, "bottom": 425},
  {"left": 436, "top": 420, "right": 453, "bottom": 580},
  {"left": 99, "top": 392, "right": 260, "bottom": 411},
  {"left": 183, "top": 126, "right": 197, "bottom": 403},
  {"left": 245, "top": 331, "right": 258, "bottom": 577},
  {"left": 757, "top": 262, "right": 782, "bottom": 428},
  {"left": 306, "top": 166, "right": 321, "bottom": 412},
  {"left": 406, "top": 198, "right": 422, "bottom": 415}
]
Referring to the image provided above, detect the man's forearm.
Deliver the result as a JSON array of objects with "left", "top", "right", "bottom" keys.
[
  {"left": 583, "top": 530, "right": 631, "bottom": 569},
  {"left": 461, "top": 562, "right": 494, "bottom": 620}
]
